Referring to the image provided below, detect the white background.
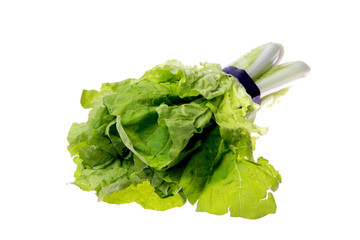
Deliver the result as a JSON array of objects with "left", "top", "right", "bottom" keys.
[{"left": 1, "top": 0, "right": 359, "bottom": 239}]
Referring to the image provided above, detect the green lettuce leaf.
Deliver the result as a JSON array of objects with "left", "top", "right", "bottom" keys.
[
  {"left": 206, "top": 82, "right": 267, "bottom": 135},
  {"left": 179, "top": 126, "right": 226, "bottom": 204},
  {"left": 102, "top": 180, "right": 186, "bottom": 211},
  {"left": 73, "top": 156, "right": 130, "bottom": 192},
  {"left": 103, "top": 78, "right": 213, "bottom": 170},
  {"left": 196, "top": 156, "right": 281, "bottom": 219},
  {"left": 180, "top": 127, "right": 281, "bottom": 219},
  {"left": 73, "top": 151, "right": 186, "bottom": 210},
  {"left": 67, "top": 86, "right": 121, "bottom": 168}
]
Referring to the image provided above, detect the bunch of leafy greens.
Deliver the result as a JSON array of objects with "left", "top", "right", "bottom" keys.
[{"left": 67, "top": 43, "right": 310, "bottom": 219}]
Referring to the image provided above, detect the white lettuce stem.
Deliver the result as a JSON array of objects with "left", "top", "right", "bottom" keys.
[
  {"left": 245, "top": 43, "right": 284, "bottom": 79},
  {"left": 228, "top": 43, "right": 310, "bottom": 98},
  {"left": 255, "top": 61, "right": 311, "bottom": 97}
]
